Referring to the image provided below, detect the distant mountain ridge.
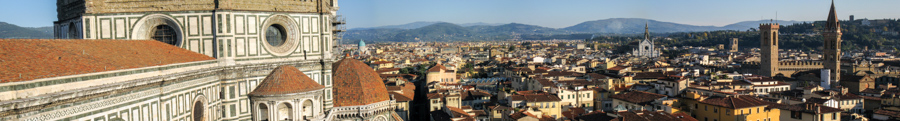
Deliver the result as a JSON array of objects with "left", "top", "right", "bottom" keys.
[
  {"left": 344, "top": 18, "right": 808, "bottom": 43},
  {"left": 0, "top": 22, "right": 53, "bottom": 39},
  {"left": 352, "top": 21, "right": 505, "bottom": 30}
]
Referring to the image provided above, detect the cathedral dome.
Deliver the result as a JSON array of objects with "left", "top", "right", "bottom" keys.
[
  {"left": 332, "top": 58, "right": 391, "bottom": 107},
  {"left": 249, "top": 65, "right": 324, "bottom": 96}
]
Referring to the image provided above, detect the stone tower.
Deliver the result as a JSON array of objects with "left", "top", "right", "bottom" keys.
[
  {"left": 730, "top": 38, "right": 739, "bottom": 52},
  {"left": 823, "top": 1, "right": 842, "bottom": 82},
  {"left": 759, "top": 23, "right": 780, "bottom": 77}
]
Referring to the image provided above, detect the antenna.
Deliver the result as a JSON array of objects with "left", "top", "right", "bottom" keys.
[{"left": 775, "top": 11, "right": 778, "bottom": 23}]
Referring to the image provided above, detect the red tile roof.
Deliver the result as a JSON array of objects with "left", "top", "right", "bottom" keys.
[
  {"left": 509, "top": 109, "right": 555, "bottom": 121},
  {"left": 447, "top": 106, "right": 470, "bottom": 118},
  {"left": 428, "top": 64, "right": 451, "bottom": 72},
  {"left": 0, "top": 39, "right": 214, "bottom": 83},
  {"left": 615, "top": 110, "right": 698, "bottom": 121},
  {"left": 700, "top": 96, "right": 771, "bottom": 109},
  {"left": 609, "top": 91, "right": 667, "bottom": 105},
  {"left": 249, "top": 65, "right": 324, "bottom": 96},
  {"left": 332, "top": 58, "right": 391, "bottom": 107},
  {"left": 509, "top": 92, "right": 561, "bottom": 102},
  {"left": 376, "top": 68, "right": 401, "bottom": 73},
  {"left": 387, "top": 82, "right": 415, "bottom": 102},
  {"left": 370, "top": 61, "right": 393, "bottom": 65}
]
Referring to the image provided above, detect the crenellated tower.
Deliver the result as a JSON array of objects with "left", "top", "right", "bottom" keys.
[
  {"left": 823, "top": 1, "right": 842, "bottom": 82},
  {"left": 759, "top": 23, "right": 780, "bottom": 77}
]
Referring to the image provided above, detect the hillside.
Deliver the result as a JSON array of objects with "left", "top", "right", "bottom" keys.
[
  {"left": 594, "top": 19, "right": 900, "bottom": 51},
  {"left": 0, "top": 22, "right": 53, "bottom": 39},
  {"left": 341, "top": 18, "right": 815, "bottom": 43},
  {"left": 391, "top": 22, "right": 474, "bottom": 42},
  {"left": 468, "top": 23, "right": 571, "bottom": 35},
  {"left": 562, "top": 18, "right": 721, "bottom": 33}
]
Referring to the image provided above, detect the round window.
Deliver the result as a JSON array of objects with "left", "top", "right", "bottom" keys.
[
  {"left": 266, "top": 25, "right": 287, "bottom": 47},
  {"left": 260, "top": 15, "right": 300, "bottom": 56},
  {"left": 152, "top": 25, "right": 178, "bottom": 45}
]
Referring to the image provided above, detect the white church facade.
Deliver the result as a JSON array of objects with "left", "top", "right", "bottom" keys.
[
  {"left": 0, "top": 0, "right": 400, "bottom": 121},
  {"left": 632, "top": 23, "right": 660, "bottom": 58}
]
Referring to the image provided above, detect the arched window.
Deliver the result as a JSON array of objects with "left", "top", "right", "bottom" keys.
[
  {"left": 152, "top": 25, "right": 178, "bottom": 45},
  {"left": 302, "top": 100, "right": 314, "bottom": 119},
  {"left": 68, "top": 22, "right": 78, "bottom": 39},
  {"left": 266, "top": 24, "right": 287, "bottom": 47},
  {"left": 193, "top": 101, "right": 204, "bottom": 121},
  {"left": 259, "top": 103, "right": 270, "bottom": 121},
  {"left": 278, "top": 103, "right": 293, "bottom": 120},
  {"left": 772, "top": 31, "right": 778, "bottom": 45}
]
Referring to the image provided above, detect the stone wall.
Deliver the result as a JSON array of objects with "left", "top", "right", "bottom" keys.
[
  {"left": 57, "top": 0, "right": 85, "bottom": 21},
  {"left": 63, "top": 0, "right": 333, "bottom": 17},
  {"left": 83, "top": 0, "right": 216, "bottom": 13},
  {"left": 218, "top": 0, "right": 325, "bottom": 13}
]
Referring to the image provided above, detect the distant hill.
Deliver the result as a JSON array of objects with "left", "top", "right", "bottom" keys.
[
  {"left": 342, "top": 18, "right": 813, "bottom": 43},
  {"left": 721, "top": 20, "right": 808, "bottom": 30},
  {"left": 391, "top": 22, "right": 474, "bottom": 42},
  {"left": 468, "top": 23, "right": 571, "bottom": 34},
  {"left": 458, "top": 22, "right": 505, "bottom": 27},
  {"left": 351, "top": 21, "right": 442, "bottom": 30},
  {"left": 0, "top": 22, "right": 53, "bottom": 39},
  {"left": 26, "top": 26, "right": 54, "bottom": 35}
]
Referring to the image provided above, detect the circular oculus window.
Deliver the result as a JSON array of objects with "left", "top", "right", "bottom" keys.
[{"left": 260, "top": 15, "right": 301, "bottom": 56}]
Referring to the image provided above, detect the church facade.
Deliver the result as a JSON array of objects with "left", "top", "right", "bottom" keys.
[
  {"left": 632, "top": 23, "right": 660, "bottom": 58},
  {"left": 0, "top": 0, "right": 399, "bottom": 121}
]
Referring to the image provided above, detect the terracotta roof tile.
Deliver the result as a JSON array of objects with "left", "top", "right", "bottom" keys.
[
  {"left": 249, "top": 65, "right": 324, "bottom": 96},
  {"left": 700, "top": 96, "right": 771, "bottom": 109},
  {"left": 332, "top": 58, "right": 391, "bottom": 107},
  {"left": 509, "top": 92, "right": 561, "bottom": 102},
  {"left": 609, "top": 91, "right": 667, "bottom": 105},
  {"left": 428, "top": 64, "right": 450, "bottom": 72},
  {"left": 0, "top": 39, "right": 214, "bottom": 83},
  {"left": 614, "top": 110, "right": 698, "bottom": 121},
  {"left": 767, "top": 103, "right": 843, "bottom": 114}
]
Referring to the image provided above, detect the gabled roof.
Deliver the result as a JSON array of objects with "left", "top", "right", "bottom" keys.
[
  {"left": 609, "top": 91, "right": 667, "bottom": 105},
  {"left": 700, "top": 96, "right": 771, "bottom": 109},
  {"left": 509, "top": 92, "right": 562, "bottom": 102},
  {"left": 428, "top": 64, "right": 452, "bottom": 72},
  {"left": 509, "top": 109, "right": 555, "bottom": 121},
  {"left": 614, "top": 110, "right": 698, "bottom": 121},
  {"left": 0, "top": 39, "right": 214, "bottom": 83},
  {"left": 249, "top": 65, "right": 324, "bottom": 96}
]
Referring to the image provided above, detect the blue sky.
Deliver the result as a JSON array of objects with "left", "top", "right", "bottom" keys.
[{"left": 2, "top": 0, "right": 898, "bottom": 28}]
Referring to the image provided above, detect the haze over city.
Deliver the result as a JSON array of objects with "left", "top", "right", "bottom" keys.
[
  {"left": 3, "top": 0, "right": 900, "bottom": 28},
  {"left": 1, "top": 0, "right": 900, "bottom": 121}
]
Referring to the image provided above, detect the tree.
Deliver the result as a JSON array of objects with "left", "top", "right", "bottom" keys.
[{"left": 508, "top": 46, "right": 516, "bottom": 51}]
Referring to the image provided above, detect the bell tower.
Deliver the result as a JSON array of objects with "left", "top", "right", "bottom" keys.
[
  {"left": 759, "top": 23, "right": 779, "bottom": 77},
  {"left": 823, "top": 1, "right": 842, "bottom": 82}
]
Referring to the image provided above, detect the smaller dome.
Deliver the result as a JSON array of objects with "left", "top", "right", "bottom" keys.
[
  {"left": 332, "top": 58, "right": 390, "bottom": 107},
  {"left": 249, "top": 65, "right": 324, "bottom": 96}
]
